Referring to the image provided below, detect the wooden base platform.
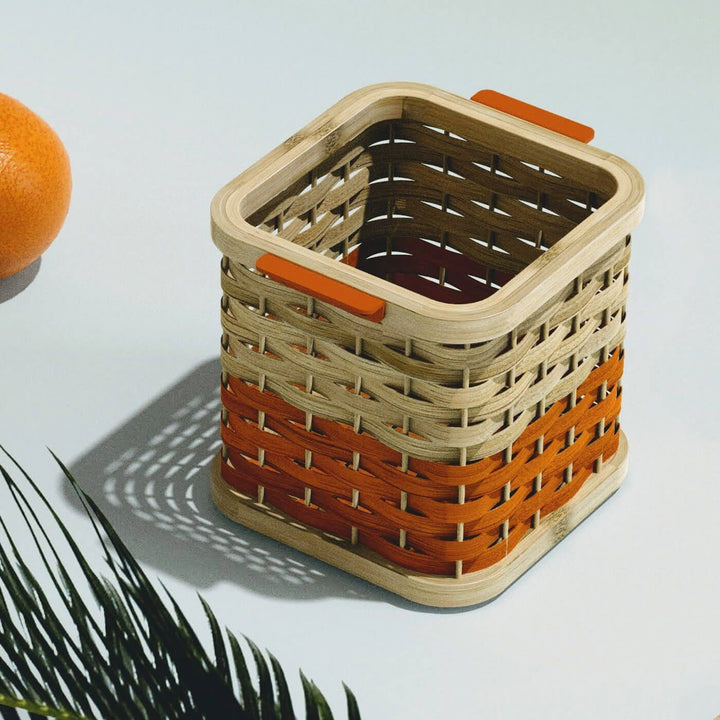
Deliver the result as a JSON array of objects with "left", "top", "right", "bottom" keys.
[{"left": 210, "top": 432, "right": 628, "bottom": 608}]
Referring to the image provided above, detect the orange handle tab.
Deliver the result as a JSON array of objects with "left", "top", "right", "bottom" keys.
[
  {"left": 471, "top": 89, "right": 594, "bottom": 143},
  {"left": 256, "top": 253, "right": 386, "bottom": 322}
]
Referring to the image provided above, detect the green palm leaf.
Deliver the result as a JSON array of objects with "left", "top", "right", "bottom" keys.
[{"left": 0, "top": 447, "right": 361, "bottom": 720}]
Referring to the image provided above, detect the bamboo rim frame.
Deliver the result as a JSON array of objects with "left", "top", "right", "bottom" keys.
[{"left": 211, "top": 82, "right": 645, "bottom": 343}]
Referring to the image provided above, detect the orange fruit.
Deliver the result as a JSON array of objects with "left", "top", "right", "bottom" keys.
[{"left": 0, "top": 93, "right": 72, "bottom": 278}]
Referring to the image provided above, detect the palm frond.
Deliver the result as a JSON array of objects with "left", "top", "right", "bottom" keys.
[{"left": 0, "top": 447, "right": 361, "bottom": 720}]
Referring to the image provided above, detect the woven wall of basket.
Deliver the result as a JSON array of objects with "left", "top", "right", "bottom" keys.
[{"left": 210, "top": 84, "right": 645, "bottom": 607}]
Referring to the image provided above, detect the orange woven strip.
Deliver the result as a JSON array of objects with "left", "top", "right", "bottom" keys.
[{"left": 220, "top": 348, "right": 623, "bottom": 576}]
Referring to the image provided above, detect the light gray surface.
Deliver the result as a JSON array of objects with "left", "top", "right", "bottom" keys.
[{"left": 1, "top": 2, "right": 719, "bottom": 718}]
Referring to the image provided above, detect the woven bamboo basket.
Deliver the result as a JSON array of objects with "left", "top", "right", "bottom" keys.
[{"left": 210, "top": 83, "right": 644, "bottom": 607}]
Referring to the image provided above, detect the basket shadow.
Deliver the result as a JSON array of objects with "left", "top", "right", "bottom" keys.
[{"left": 62, "top": 359, "right": 379, "bottom": 603}]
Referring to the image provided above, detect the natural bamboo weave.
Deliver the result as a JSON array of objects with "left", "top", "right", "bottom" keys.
[
  {"left": 211, "top": 83, "right": 644, "bottom": 600},
  {"left": 243, "top": 118, "right": 609, "bottom": 306},
  {"left": 219, "top": 235, "right": 628, "bottom": 465}
]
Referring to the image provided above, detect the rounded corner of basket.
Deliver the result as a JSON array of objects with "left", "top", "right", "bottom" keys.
[
  {"left": 603, "top": 154, "right": 646, "bottom": 219},
  {"left": 615, "top": 429, "right": 630, "bottom": 476}
]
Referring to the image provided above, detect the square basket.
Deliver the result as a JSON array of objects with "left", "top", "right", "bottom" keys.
[{"left": 210, "top": 83, "right": 644, "bottom": 607}]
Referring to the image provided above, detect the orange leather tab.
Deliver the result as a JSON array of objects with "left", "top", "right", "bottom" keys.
[
  {"left": 256, "top": 253, "right": 386, "bottom": 322},
  {"left": 471, "top": 89, "right": 595, "bottom": 143}
]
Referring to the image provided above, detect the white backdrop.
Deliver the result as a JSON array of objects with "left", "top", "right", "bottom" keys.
[{"left": 1, "top": 2, "right": 719, "bottom": 718}]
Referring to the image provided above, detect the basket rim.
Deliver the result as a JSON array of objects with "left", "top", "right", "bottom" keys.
[{"left": 211, "top": 82, "right": 645, "bottom": 342}]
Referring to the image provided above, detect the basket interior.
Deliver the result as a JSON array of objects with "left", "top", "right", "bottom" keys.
[{"left": 246, "top": 105, "right": 615, "bottom": 305}]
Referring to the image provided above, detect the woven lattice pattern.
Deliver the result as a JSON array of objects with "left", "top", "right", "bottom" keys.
[
  {"left": 246, "top": 120, "right": 610, "bottom": 304},
  {"left": 220, "top": 236, "right": 628, "bottom": 464},
  {"left": 221, "top": 349, "right": 622, "bottom": 576}
]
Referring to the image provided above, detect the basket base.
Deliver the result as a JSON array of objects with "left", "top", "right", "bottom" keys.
[{"left": 210, "top": 431, "right": 628, "bottom": 608}]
